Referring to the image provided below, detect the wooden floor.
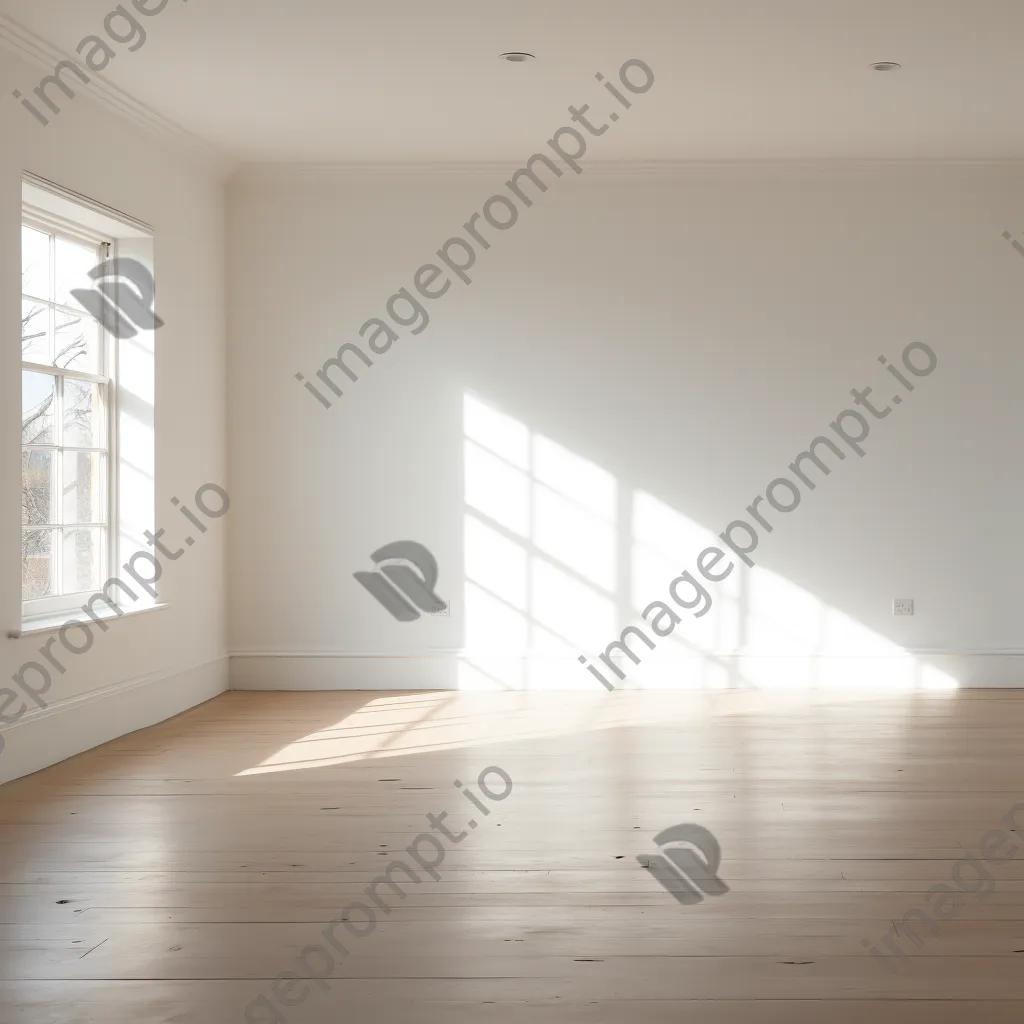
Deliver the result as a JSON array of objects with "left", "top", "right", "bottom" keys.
[{"left": 3, "top": 688, "right": 1024, "bottom": 1022}]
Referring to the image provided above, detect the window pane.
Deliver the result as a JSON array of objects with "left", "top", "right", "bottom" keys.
[
  {"left": 63, "top": 379, "right": 103, "bottom": 448},
  {"left": 22, "top": 449, "right": 55, "bottom": 526},
  {"left": 62, "top": 451, "right": 105, "bottom": 524},
  {"left": 22, "top": 529, "right": 56, "bottom": 600},
  {"left": 21, "top": 226, "right": 49, "bottom": 300},
  {"left": 22, "top": 221, "right": 112, "bottom": 610},
  {"left": 22, "top": 371, "right": 56, "bottom": 445},
  {"left": 55, "top": 310, "right": 100, "bottom": 374},
  {"left": 63, "top": 528, "right": 102, "bottom": 595},
  {"left": 21, "top": 299, "right": 49, "bottom": 364},
  {"left": 55, "top": 237, "right": 97, "bottom": 310}
]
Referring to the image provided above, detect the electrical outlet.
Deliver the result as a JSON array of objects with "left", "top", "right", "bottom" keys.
[{"left": 893, "top": 598, "right": 914, "bottom": 616}]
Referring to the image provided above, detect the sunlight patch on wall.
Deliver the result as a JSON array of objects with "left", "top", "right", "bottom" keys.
[{"left": 459, "top": 391, "right": 957, "bottom": 693}]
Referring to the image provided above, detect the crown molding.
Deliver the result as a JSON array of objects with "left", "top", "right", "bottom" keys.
[
  {"left": 232, "top": 157, "right": 1024, "bottom": 185},
  {"left": 0, "top": 13, "right": 235, "bottom": 177}
]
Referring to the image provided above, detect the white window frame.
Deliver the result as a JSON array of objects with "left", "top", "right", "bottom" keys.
[{"left": 20, "top": 210, "right": 120, "bottom": 623}]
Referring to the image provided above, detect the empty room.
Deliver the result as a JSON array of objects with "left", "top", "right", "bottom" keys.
[{"left": 1, "top": 1, "right": 1023, "bottom": 1021}]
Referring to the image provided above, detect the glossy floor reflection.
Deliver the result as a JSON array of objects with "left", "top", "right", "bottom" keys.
[{"left": 1, "top": 688, "right": 1019, "bottom": 1024}]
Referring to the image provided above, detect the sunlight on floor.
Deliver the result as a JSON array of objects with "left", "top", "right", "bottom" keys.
[{"left": 236, "top": 686, "right": 959, "bottom": 776}]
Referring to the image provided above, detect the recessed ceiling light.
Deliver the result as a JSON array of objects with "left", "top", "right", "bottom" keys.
[
  {"left": 500, "top": 52, "right": 535, "bottom": 62},
  {"left": 870, "top": 61, "right": 901, "bottom": 71}
]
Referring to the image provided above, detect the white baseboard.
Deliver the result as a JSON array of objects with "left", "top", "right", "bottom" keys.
[
  {"left": 229, "top": 651, "right": 1024, "bottom": 691},
  {"left": 0, "top": 656, "right": 228, "bottom": 784}
]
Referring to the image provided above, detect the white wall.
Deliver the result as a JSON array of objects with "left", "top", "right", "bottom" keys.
[
  {"left": 227, "top": 163, "right": 1024, "bottom": 692},
  {"left": 0, "top": 50, "right": 229, "bottom": 782}
]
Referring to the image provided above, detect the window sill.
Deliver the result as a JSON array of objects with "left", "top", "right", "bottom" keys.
[{"left": 8, "top": 602, "right": 170, "bottom": 640}]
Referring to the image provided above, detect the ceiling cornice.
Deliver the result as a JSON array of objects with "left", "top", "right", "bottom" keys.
[{"left": 0, "top": 12, "right": 235, "bottom": 177}]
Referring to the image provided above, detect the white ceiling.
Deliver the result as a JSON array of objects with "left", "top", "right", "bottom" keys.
[{"left": 3, "top": 0, "right": 1024, "bottom": 165}]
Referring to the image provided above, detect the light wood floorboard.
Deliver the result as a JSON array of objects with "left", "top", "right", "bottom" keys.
[{"left": 3, "top": 688, "right": 1024, "bottom": 1022}]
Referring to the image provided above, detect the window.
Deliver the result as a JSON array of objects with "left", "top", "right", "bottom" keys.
[
  {"left": 16, "top": 173, "right": 157, "bottom": 633},
  {"left": 21, "top": 218, "right": 115, "bottom": 619}
]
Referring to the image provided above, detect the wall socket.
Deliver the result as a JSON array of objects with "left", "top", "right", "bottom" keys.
[{"left": 893, "top": 598, "right": 914, "bottom": 616}]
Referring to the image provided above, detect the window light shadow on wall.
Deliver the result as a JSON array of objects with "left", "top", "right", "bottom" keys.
[{"left": 459, "top": 391, "right": 957, "bottom": 693}]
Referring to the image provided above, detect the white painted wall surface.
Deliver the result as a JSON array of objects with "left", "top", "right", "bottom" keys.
[{"left": 226, "top": 163, "right": 1024, "bottom": 692}]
